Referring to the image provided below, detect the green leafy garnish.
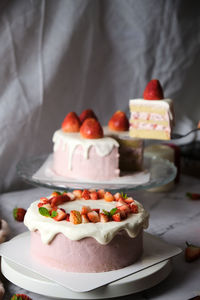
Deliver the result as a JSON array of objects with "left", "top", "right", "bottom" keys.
[
  {"left": 39, "top": 207, "right": 50, "bottom": 217},
  {"left": 120, "top": 192, "right": 127, "bottom": 199},
  {"left": 103, "top": 208, "right": 117, "bottom": 217},
  {"left": 51, "top": 210, "right": 58, "bottom": 218},
  {"left": 109, "top": 208, "right": 117, "bottom": 216}
]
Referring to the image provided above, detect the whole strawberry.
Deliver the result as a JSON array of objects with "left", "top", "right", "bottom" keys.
[
  {"left": 143, "top": 79, "right": 164, "bottom": 100},
  {"left": 185, "top": 242, "right": 200, "bottom": 262},
  {"left": 11, "top": 294, "right": 32, "bottom": 300},
  {"left": 13, "top": 208, "right": 27, "bottom": 222}
]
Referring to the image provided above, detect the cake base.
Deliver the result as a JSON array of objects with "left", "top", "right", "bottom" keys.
[
  {"left": 31, "top": 230, "right": 143, "bottom": 273},
  {"left": 1, "top": 254, "right": 172, "bottom": 299}
]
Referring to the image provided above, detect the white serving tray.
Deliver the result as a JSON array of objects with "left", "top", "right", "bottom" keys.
[{"left": 0, "top": 232, "right": 182, "bottom": 293}]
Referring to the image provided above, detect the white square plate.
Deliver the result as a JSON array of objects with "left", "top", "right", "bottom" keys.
[{"left": 0, "top": 231, "right": 181, "bottom": 292}]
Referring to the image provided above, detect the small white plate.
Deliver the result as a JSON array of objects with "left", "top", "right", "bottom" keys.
[
  {"left": 0, "top": 232, "right": 181, "bottom": 293},
  {"left": 1, "top": 257, "right": 172, "bottom": 299}
]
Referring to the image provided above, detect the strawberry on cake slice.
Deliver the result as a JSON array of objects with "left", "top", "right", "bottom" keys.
[
  {"left": 24, "top": 189, "right": 149, "bottom": 273},
  {"left": 129, "top": 79, "right": 175, "bottom": 140},
  {"left": 52, "top": 112, "right": 119, "bottom": 181},
  {"left": 104, "top": 110, "right": 144, "bottom": 172}
]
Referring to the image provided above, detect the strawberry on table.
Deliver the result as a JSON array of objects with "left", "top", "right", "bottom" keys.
[
  {"left": 143, "top": 79, "right": 164, "bottom": 100},
  {"left": 186, "top": 192, "right": 200, "bottom": 200},
  {"left": 62, "top": 112, "right": 81, "bottom": 132},
  {"left": 11, "top": 294, "right": 32, "bottom": 300},
  {"left": 80, "top": 118, "right": 103, "bottom": 139},
  {"left": 13, "top": 208, "right": 26, "bottom": 222},
  {"left": 185, "top": 242, "right": 200, "bottom": 262},
  {"left": 108, "top": 110, "right": 129, "bottom": 132}
]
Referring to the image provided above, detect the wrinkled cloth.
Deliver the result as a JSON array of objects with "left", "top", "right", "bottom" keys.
[{"left": 0, "top": 0, "right": 200, "bottom": 192}]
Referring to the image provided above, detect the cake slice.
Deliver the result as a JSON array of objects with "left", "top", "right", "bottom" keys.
[
  {"left": 129, "top": 79, "right": 174, "bottom": 140},
  {"left": 106, "top": 111, "right": 144, "bottom": 172}
]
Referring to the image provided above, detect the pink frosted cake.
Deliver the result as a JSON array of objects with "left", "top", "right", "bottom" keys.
[
  {"left": 53, "top": 114, "right": 120, "bottom": 181},
  {"left": 24, "top": 190, "right": 149, "bottom": 273}
]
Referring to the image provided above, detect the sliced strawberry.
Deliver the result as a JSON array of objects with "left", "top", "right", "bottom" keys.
[
  {"left": 11, "top": 294, "right": 32, "bottom": 300},
  {"left": 92, "top": 208, "right": 100, "bottom": 214},
  {"left": 79, "top": 109, "right": 98, "bottom": 124},
  {"left": 61, "top": 112, "right": 81, "bottom": 132},
  {"left": 100, "top": 213, "right": 110, "bottom": 223},
  {"left": 116, "top": 199, "right": 127, "bottom": 207},
  {"left": 81, "top": 206, "right": 92, "bottom": 215},
  {"left": 82, "top": 214, "right": 90, "bottom": 223},
  {"left": 118, "top": 209, "right": 127, "bottom": 220},
  {"left": 143, "top": 79, "right": 164, "bottom": 100},
  {"left": 70, "top": 210, "right": 82, "bottom": 224},
  {"left": 80, "top": 118, "right": 103, "bottom": 139},
  {"left": 129, "top": 203, "right": 138, "bottom": 213},
  {"left": 13, "top": 208, "right": 26, "bottom": 222},
  {"left": 124, "top": 197, "right": 134, "bottom": 204},
  {"left": 50, "top": 194, "right": 70, "bottom": 207},
  {"left": 66, "top": 192, "right": 76, "bottom": 201},
  {"left": 82, "top": 189, "right": 90, "bottom": 200},
  {"left": 73, "top": 189, "right": 83, "bottom": 199},
  {"left": 66, "top": 213, "right": 70, "bottom": 222},
  {"left": 87, "top": 211, "right": 100, "bottom": 223},
  {"left": 104, "top": 192, "right": 114, "bottom": 202},
  {"left": 117, "top": 204, "right": 130, "bottom": 214},
  {"left": 53, "top": 209, "right": 67, "bottom": 221},
  {"left": 112, "top": 212, "right": 121, "bottom": 222},
  {"left": 114, "top": 192, "right": 121, "bottom": 201},
  {"left": 39, "top": 203, "right": 52, "bottom": 211},
  {"left": 185, "top": 242, "right": 200, "bottom": 262},
  {"left": 108, "top": 110, "right": 129, "bottom": 132},
  {"left": 90, "top": 191, "right": 98, "bottom": 200},
  {"left": 51, "top": 191, "right": 61, "bottom": 197},
  {"left": 40, "top": 197, "right": 50, "bottom": 203},
  {"left": 97, "top": 189, "right": 105, "bottom": 199}
]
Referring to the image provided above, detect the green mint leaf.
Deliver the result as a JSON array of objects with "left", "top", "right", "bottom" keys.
[
  {"left": 102, "top": 209, "right": 110, "bottom": 216},
  {"left": 120, "top": 192, "right": 127, "bottom": 199},
  {"left": 39, "top": 207, "right": 50, "bottom": 217},
  {"left": 110, "top": 208, "right": 117, "bottom": 216},
  {"left": 62, "top": 190, "right": 68, "bottom": 194},
  {"left": 51, "top": 210, "right": 58, "bottom": 218}
]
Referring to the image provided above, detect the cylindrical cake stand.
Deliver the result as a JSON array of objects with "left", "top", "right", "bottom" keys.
[{"left": 1, "top": 257, "right": 172, "bottom": 299}]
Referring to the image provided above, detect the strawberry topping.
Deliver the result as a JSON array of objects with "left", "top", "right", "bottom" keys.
[{"left": 143, "top": 79, "right": 164, "bottom": 100}]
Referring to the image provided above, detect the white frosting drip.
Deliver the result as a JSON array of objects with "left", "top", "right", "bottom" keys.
[
  {"left": 129, "top": 99, "right": 173, "bottom": 121},
  {"left": 24, "top": 199, "right": 149, "bottom": 245},
  {"left": 52, "top": 130, "right": 119, "bottom": 170}
]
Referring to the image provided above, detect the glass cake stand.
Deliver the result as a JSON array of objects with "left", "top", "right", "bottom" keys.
[{"left": 17, "top": 153, "right": 177, "bottom": 192}]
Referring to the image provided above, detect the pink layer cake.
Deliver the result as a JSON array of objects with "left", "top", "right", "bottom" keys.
[
  {"left": 24, "top": 190, "right": 149, "bottom": 273},
  {"left": 53, "top": 130, "right": 119, "bottom": 181}
]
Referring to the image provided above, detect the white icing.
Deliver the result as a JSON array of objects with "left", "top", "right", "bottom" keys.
[
  {"left": 24, "top": 198, "right": 149, "bottom": 245},
  {"left": 52, "top": 130, "right": 119, "bottom": 170},
  {"left": 129, "top": 98, "right": 173, "bottom": 121}
]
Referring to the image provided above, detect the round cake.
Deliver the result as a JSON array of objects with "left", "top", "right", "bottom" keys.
[
  {"left": 53, "top": 130, "right": 120, "bottom": 181},
  {"left": 24, "top": 190, "right": 149, "bottom": 273}
]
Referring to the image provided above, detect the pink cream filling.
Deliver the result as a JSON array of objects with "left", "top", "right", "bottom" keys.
[
  {"left": 31, "top": 230, "right": 143, "bottom": 273},
  {"left": 53, "top": 143, "right": 120, "bottom": 181}
]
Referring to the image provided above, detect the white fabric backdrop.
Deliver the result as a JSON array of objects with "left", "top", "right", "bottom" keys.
[{"left": 0, "top": 0, "right": 200, "bottom": 192}]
